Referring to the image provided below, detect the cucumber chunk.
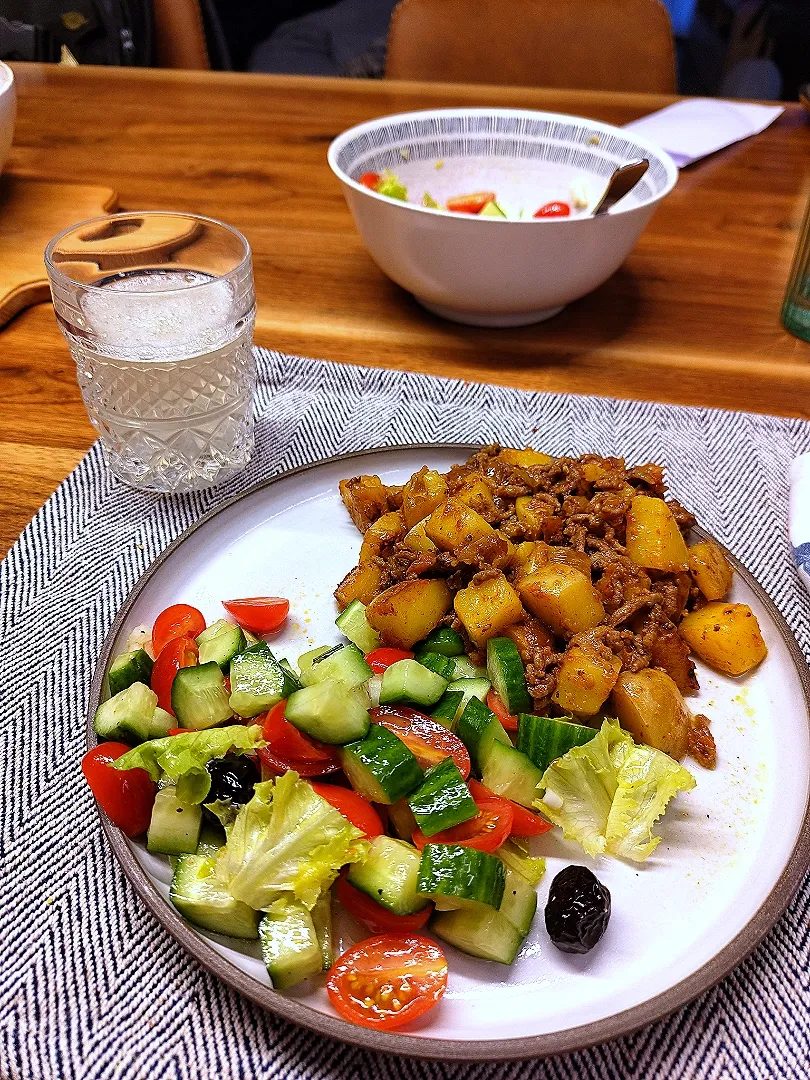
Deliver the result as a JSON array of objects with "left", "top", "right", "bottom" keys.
[
  {"left": 418, "top": 627, "right": 465, "bottom": 657},
  {"left": 430, "top": 690, "right": 464, "bottom": 730},
  {"left": 297, "top": 646, "right": 332, "bottom": 685},
  {"left": 284, "top": 679, "right": 370, "bottom": 744},
  {"left": 259, "top": 901, "right": 322, "bottom": 989},
  {"left": 517, "top": 713, "right": 597, "bottom": 773},
  {"left": 499, "top": 866, "right": 537, "bottom": 936},
  {"left": 171, "top": 662, "right": 233, "bottom": 730},
  {"left": 379, "top": 659, "right": 448, "bottom": 708},
  {"left": 413, "top": 651, "right": 457, "bottom": 681},
  {"left": 278, "top": 658, "right": 302, "bottom": 692},
  {"left": 347, "top": 835, "right": 427, "bottom": 915},
  {"left": 336, "top": 599, "right": 381, "bottom": 653},
  {"left": 94, "top": 681, "right": 158, "bottom": 744},
  {"left": 108, "top": 648, "right": 154, "bottom": 697},
  {"left": 148, "top": 706, "right": 175, "bottom": 739},
  {"left": 147, "top": 786, "right": 202, "bottom": 855},
  {"left": 387, "top": 798, "right": 418, "bottom": 841},
  {"left": 407, "top": 758, "right": 477, "bottom": 837},
  {"left": 417, "top": 843, "right": 505, "bottom": 911},
  {"left": 229, "top": 643, "right": 297, "bottom": 718},
  {"left": 456, "top": 696, "right": 510, "bottom": 774},
  {"left": 340, "top": 725, "right": 424, "bottom": 804},
  {"left": 307, "top": 643, "right": 373, "bottom": 690},
  {"left": 432, "top": 906, "right": 523, "bottom": 965},
  {"left": 170, "top": 853, "right": 259, "bottom": 938},
  {"left": 487, "top": 637, "right": 532, "bottom": 714},
  {"left": 196, "top": 823, "right": 226, "bottom": 857},
  {"left": 451, "top": 656, "right": 488, "bottom": 681},
  {"left": 311, "top": 890, "right": 334, "bottom": 970},
  {"left": 195, "top": 619, "right": 246, "bottom": 671},
  {"left": 446, "top": 677, "right": 491, "bottom": 723},
  {"left": 480, "top": 740, "right": 543, "bottom": 808}
]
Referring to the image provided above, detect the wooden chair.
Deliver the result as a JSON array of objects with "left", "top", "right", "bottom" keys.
[
  {"left": 385, "top": 0, "right": 677, "bottom": 93},
  {"left": 152, "top": 0, "right": 211, "bottom": 69}
]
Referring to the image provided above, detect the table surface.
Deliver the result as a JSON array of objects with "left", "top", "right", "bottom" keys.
[{"left": 3, "top": 64, "right": 810, "bottom": 558}]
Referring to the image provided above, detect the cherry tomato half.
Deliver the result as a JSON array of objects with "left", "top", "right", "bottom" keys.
[
  {"left": 326, "top": 935, "right": 447, "bottom": 1030},
  {"left": 486, "top": 689, "right": 519, "bottom": 732},
  {"left": 365, "top": 647, "right": 414, "bottom": 674},
  {"left": 359, "top": 171, "right": 380, "bottom": 190},
  {"left": 310, "top": 782, "right": 384, "bottom": 837},
  {"left": 151, "top": 635, "right": 198, "bottom": 714},
  {"left": 258, "top": 700, "right": 341, "bottom": 777},
  {"left": 151, "top": 603, "right": 206, "bottom": 657},
  {"left": 81, "top": 742, "right": 156, "bottom": 837},
  {"left": 336, "top": 877, "right": 432, "bottom": 936},
  {"left": 534, "top": 201, "right": 571, "bottom": 218},
  {"left": 222, "top": 597, "right": 289, "bottom": 635},
  {"left": 467, "top": 778, "right": 552, "bottom": 838},
  {"left": 446, "top": 191, "right": 496, "bottom": 214},
  {"left": 412, "top": 792, "right": 512, "bottom": 853},
  {"left": 370, "top": 705, "right": 471, "bottom": 779}
]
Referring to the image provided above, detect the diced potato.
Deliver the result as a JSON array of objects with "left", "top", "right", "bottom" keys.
[
  {"left": 626, "top": 495, "right": 689, "bottom": 572},
  {"left": 548, "top": 547, "right": 592, "bottom": 577},
  {"left": 455, "top": 475, "right": 497, "bottom": 517},
  {"left": 334, "top": 561, "right": 384, "bottom": 611},
  {"left": 401, "top": 467, "right": 448, "bottom": 529},
  {"left": 688, "top": 541, "right": 733, "bottom": 601},
  {"left": 402, "top": 518, "right": 437, "bottom": 554},
  {"left": 425, "top": 498, "right": 497, "bottom": 553},
  {"left": 359, "top": 511, "right": 404, "bottom": 563},
  {"left": 366, "top": 579, "right": 452, "bottom": 649},
  {"left": 511, "top": 541, "right": 552, "bottom": 581},
  {"left": 339, "top": 475, "right": 390, "bottom": 533},
  {"left": 498, "top": 448, "right": 555, "bottom": 468},
  {"left": 517, "top": 565, "right": 605, "bottom": 637},
  {"left": 611, "top": 669, "right": 692, "bottom": 760},
  {"left": 679, "top": 602, "right": 767, "bottom": 676},
  {"left": 581, "top": 457, "right": 625, "bottom": 484},
  {"left": 454, "top": 573, "right": 524, "bottom": 647},
  {"left": 515, "top": 496, "right": 550, "bottom": 538},
  {"left": 554, "top": 636, "right": 622, "bottom": 715}
]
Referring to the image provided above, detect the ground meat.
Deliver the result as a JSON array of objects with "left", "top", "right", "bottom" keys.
[
  {"left": 602, "top": 627, "right": 651, "bottom": 672},
  {"left": 688, "top": 714, "right": 717, "bottom": 769},
  {"left": 595, "top": 560, "right": 652, "bottom": 612},
  {"left": 639, "top": 609, "right": 699, "bottom": 694},
  {"left": 525, "top": 647, "right": 562, "bottom": 708},
  {"left": 626, "top": 462, "right": 665, "bottom": 492},
  {"left": 667, "top": 499, "right": 697, "bottom": 532}
]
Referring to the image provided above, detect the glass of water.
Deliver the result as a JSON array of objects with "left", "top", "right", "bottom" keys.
[{"left": 45, "top": 211, "right": 257, "bottom": 492}]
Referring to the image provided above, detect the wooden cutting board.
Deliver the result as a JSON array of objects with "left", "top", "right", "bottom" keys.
[{"left": 0, "top": 176, "right": 118, "bottom": 327}]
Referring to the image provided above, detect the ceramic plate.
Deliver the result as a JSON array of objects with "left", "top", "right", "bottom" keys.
[{"left": 86, "top": 446, "right": 810, "bottom": 1060}]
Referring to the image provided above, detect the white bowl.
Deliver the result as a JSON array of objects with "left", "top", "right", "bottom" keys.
[
  {"left": 328, "top": 108, "right": 677, "bottom": 327},
  {"left": 0, "top": 62, "right": 16, "bottom": 175}
]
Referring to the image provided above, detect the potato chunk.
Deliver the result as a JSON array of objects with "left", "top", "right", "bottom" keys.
[
  {"left": 335, "top": 562, "right": 384, "bottom": 611},
  {"left": 454, "top": 573, "right": 524, "bottom": 647},
  {"left": 688, "top": 541, "right": 733, "bottom": 601},
  {"left": 517, "top": 565, "right": 605, "bottom": 637},
  {"left": 455, "top": 475, "right": 497, "bottom": 517},
  {"left": 626, "top": 495, "right": 689, "bottom": 572},
  {"left": 425, "top": 498, "right": 497, "bottom": 552},
  {"left": 554, "top": 636, "right": 622, "bottom": 715},
  {"left": 339, "top": 475, "right": 390, "bottom": 533},
  {"left": 612, "top": 669, "right": 692, "bottom": 759},
  {"left": 401, "top": 467, "right": 448, "bottom": 529},
  {"left": 679, "top": 602, "right": 767, "bottom": 676},
  {"left": 366, "top": 579, "right": 452, "bottom": 649},
  {"left": 511, "top": 541, "right": 552, "bottom": 582},
  {"left": 359, "top": 511, "right": 404, "bottom": 563},
  {"left": 401, "top": 519, "right": 436, "bottom": 554},
  {"left": 498, "top": 448, "right": 555, "bottom": 468}
]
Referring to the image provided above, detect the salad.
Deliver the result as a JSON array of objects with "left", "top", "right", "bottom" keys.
[{"left": 82, "top": 447, "right": 768, "bottom": 1033}]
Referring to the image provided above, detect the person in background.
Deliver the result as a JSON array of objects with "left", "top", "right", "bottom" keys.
[{"left": 212, "top": 0, "right": 334, "bottom": 69}]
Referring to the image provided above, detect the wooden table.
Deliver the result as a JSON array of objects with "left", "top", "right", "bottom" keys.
[{"left": 3, "top": 65, "right": 810, "bottom": 557}]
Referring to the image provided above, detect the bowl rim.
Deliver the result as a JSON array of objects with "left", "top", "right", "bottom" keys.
[{"left": 327, "top": 106, "right": 678, "bottom": 223}]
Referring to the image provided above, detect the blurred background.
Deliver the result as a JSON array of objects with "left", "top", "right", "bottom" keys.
[{"left": 0, "top": 0, "right": 807, "bottom": 100}]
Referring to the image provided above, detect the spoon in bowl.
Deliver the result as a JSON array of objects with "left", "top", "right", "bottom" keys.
[{"left": 591, "top": 159, "right": 650, "bottom": 216}]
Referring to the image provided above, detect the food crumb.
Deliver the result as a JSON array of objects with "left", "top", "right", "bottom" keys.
[
  {"left": 587, "top": 135, "right": 600, "bottom": 145},
  {"left": 399, "top": 149, "right": 410, "bottom": 161},
  {"left": 435, "top": 160, "right": 444, "bottom": 169},
  {"left": 45, "top": 897, "right": 54, "bottom": 905}
]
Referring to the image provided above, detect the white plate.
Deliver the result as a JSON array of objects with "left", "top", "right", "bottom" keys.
[{"left": 87, "top": 445, "right": 810, "bottom": 1060}]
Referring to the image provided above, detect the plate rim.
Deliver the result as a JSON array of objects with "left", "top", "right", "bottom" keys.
[{"left": 85, "top": 443, "right": 810, "bottom": 1062}]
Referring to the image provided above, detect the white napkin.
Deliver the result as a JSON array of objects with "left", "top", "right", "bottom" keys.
[
  {"left": 789, "top": 454, "right": 810, "bottom": 593},
  {"left": 624, "top": 98, "right": 784, "bottom": 168}
]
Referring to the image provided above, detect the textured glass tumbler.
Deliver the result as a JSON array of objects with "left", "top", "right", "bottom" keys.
[
  {"left": 45, "top": 212, "right": 257, "bottom": 492},
  {"left": 782, "top": 194, "right": 810, "bottom": 345}
]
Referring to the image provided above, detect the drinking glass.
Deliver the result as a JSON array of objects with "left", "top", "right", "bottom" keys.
[
  {"left": 45, "top": 211, "right": 257, "bottom": 492},
  {"left": 782, "top": 194, "right": 810, "bottom": 344}
]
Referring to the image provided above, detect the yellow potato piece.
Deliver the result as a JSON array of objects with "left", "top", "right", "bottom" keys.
[
  {"left": 612, "top": 669, "right": 692, "bottom": 759},
  {"left": 359, "top": 510, "right": 404, "bottom": 564},
  {"left": 401, "top": 467, "right": 448, "bottom": 529},
  {"left": 517, "top": 565, "right": 605, "bottom": 637},
  {"left": 425, "top": 498, "right": 496, "bottom": 552},
  {"left": 679, "top": 602, "right": 767, "bottom": 676},
  {"left": 554, "top": 638, "right": 622, "bottom": 715},
  {"left": 626, "top": 495, "right": 689, "bottom": 572},
  {"left": 453, "top": 573, "right": 524, "bottom": 647},
  {"left": 455, "top": 475, "right": 497, "bottom": 517},
  {"left": 335, "top": 562, "right": 384, "bottom": 611},
  {"left": 401, "top": 519, "right": 437, "bottom": 554},
  {"left": 688, "top": 540, "right": 733, "bottom": 601},
  {"left": 511, "top": 541, "right": 552, "bottom": 581},
  {"left": 366, "top": 579, "right": 452, "bottom": 649},
  {"left": 498, "top": 448, "right": 555, "bottom": 468}
]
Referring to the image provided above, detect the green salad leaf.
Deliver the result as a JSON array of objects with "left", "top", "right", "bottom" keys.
[
  {"left": 535, "top": 719, "right": 695, "bottom": 862},
  {"left": 111, "top": 725, "right": 263, "bottom": 805},
  {"left": 214, "top": 772, "right": 369, "bottom": 910},
  {"left": 422, "top": 192, "right": 440, "bottom": 209},
  {"left": 498, "top": 838, "right": 546, "bottom": 885},
  {"left": 376, "top": 171, "right": 408, "bottom": 201}
]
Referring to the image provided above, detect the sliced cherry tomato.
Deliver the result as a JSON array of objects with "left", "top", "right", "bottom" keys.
[
  {"left": 336, "top": 877, "right": 432, "bottom": 935},
  {"left": 467, "top": 778, "right": 552, "bottom": 838},
  {"left": 222, "top": 597, "right": 289, "bottom": 635},
  {"left": 81, "top": 742, "right": 156, "bottom": 838},
  {"left": 446, "top": 191, "right": 496, "bottom": 214},
  {"left": 370, "top": 705, "right": 470, "bottom": 779},
  {"left": 258, "top": 700, "right": 341, "bottom": 777},
  {"left": 151, "top": 603, "right": 205, "bottom": 657},
  {"left": 150, "top": 635, "right": 198, "bottom": 714},
  {"left": 486, "top": 689, "right": 519, "bottom": 732},
  {"left": 327, "top": 935, "right": 447, "bottom": 1030},
  {"left": 365, "top": 647, "right": 414, "bottom": 674},
  {"left": 310, "top": 782, "right": 384, "bottom": 837},
  {"left": 412, "top": 792, "right": 512, "bottom": 853},
  {"left": 534, "top": 201, "right": 571, "bottom": 218},
  {"left": 359, "top": 171, "right": 380, "bottom": 190},
  {"left": 168, "top": 727, "right": 194, "bottom": 736}
]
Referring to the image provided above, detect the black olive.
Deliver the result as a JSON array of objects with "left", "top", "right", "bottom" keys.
[
  {"left": 202, "top": 756, "right": 259, "bottom": 822},
  {"left": 544, "top": 865, "right": 611, "bottom": 954}
]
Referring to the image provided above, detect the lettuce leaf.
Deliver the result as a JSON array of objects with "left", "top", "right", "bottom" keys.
[
  {"left": 214, "top": 772, "right": 369, "bottom": 910},
  {"left": 111, "top": 725, "right": 263, "bottom": 805},
  {"left": 535, "top": 719, "right": 695, "bottom": 862},
  {"left": 376, "top": 171, "right": 408, "bottom": 201},
  {"left": 498, "top": 839, "right": 546, "bottom": 885}
]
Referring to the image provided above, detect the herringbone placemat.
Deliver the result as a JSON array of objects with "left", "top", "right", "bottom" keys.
[{"left": 3, "top": 350, "right": 810, "bottom": 1080}]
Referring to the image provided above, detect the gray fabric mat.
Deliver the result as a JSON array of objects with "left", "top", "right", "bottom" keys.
[{"left": 3, "top": 349, "right": 810, "bottom": 1080}]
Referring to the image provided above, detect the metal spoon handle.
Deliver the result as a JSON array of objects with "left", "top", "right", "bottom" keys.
[{"left": 592, "top": 159, "right": 650, "bottom": 217}]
